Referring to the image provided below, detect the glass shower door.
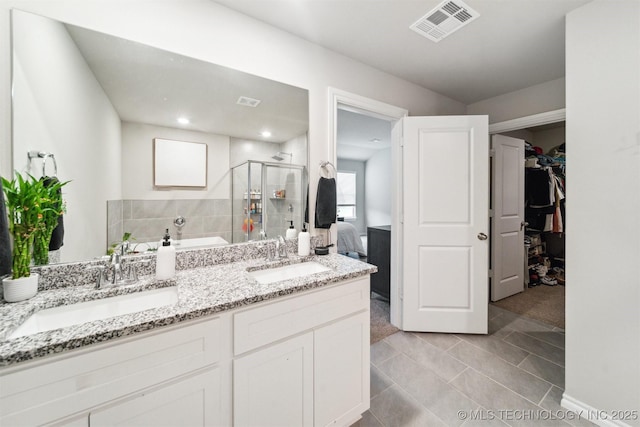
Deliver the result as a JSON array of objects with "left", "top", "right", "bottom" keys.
[{"left": 264, "top": 164, "right": 304, "bottom": 239}]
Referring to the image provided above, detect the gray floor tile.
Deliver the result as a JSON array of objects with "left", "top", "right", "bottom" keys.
[
  {"left": 519, "top": 330, "right": 565, "bottom": 349},
  {"left": 351, "top": 410, "right": 384, "bottom": 427},
  {"left": 371, "top": 365, "right": 394, "bottom": 398},
  {"left": 378, "top": 354, "right": 479, "bottom": 427},
  {"left": 384, "top": 332, "right": 467, "bottom": 382},
  {"left": 450, "top": 369, "right": 570, "bottom": 427},
  {"left": 456, "top": 333, "right": 530, "bottom": 366},
  {"left": 539, "top": 387, "right": 597, "bottom": 427},
  {"left": 371, "top": 339, "right": 399, "bottom": 366},
  {"left": 448, "top": 341, "right": 552, "bottom": 404},
  {"left": 369, "top": 385, "right": 447, "bottom": 427},
  {"left": 508, "top": 316, "right": 555, "bottom": 333},
  {"left": 415, "top": 331, "right": 462, "bottom": 351},
  {"left": 504, "top": 332, "right": 565, "bottom": 367},
  {"left": 461, "top": 411, "right": 511, "bottom": 427},
  {"left": 518, "top": 354, "right": 565, "bottom": 388}
]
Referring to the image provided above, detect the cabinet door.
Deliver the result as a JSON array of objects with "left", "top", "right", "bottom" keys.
[
  {"left": 314, "top": 311, "right": 370, "bottom": 427},
  {"left": 234, "top": 332, "right": 313, "bottom": 427},
  {"left": 90, "top": 367, "right": 221, "bottom": 427}
]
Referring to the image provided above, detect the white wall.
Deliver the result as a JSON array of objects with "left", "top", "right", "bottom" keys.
[
  {"left": 467, "top": 77, "right": 565, "bottom": 124},
  {"left": 365, "top": 148, "right": 392, "bottom": 227},
  {"left": 336, "top": 159, "right": 366, "bottom": 234},
  {"left": 0, "top": 0, "right": 466, "bottom": 240},
  {"left": 532, "top": 126, "right": 565, "bottom": 154},
  {"left": 121, "top": 122, "right": 230, "bottom": 200},
  {"left": 12, "top": 10, "right": 120, "bottom": 262},
  {"left": 564, "top": 1, "right": 640, "bottom": 423}
]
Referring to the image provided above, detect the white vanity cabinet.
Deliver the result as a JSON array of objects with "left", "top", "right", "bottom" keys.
[
  {"left": 89, "top": 367, "right": 222, "bottom": 426},
  {"left": 0, "top": 275, "right": 370, "bottom": 427},
  {"left": 233, "top": 277, "right": 370, "bottom": 427},
  {"left": 0, "top": 316, "right": 227, "bottom": 427}
]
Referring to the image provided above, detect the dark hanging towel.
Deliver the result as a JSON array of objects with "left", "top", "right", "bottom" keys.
[
  {"left": 315, "top": 177, "right": 336, "bottom": 229},
  {"left": 42, "top": 176, "right": 65, "bottom": 250},
  {"left": 0, "top": 176, "right": 11, "bottom": 277}
]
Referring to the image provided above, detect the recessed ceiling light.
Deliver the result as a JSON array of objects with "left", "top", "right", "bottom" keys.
[
  {"left": 370, "top": 138, "right": 381, "bottom": 143},
  {"left": 261, "top": 130, "right": 272, "bottom": 138},
  {"left": 177, "top": 117, "right": 190, "bottom": 125}
]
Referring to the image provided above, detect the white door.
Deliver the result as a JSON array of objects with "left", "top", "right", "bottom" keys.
[
  {"left": 491, "top": 135, "right": 526, "bottom": 301},
  {"left": 401, "top": 115, "right": 489, "bottom": 334}
]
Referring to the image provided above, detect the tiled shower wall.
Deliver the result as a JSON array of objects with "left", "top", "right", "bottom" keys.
[{"left": 107, "top": 199, "right": 232, "bottom": 250}]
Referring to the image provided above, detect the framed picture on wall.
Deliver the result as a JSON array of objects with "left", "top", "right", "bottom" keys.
[{"left": 153, "top": 138, "right": 208, "bottom": 187}]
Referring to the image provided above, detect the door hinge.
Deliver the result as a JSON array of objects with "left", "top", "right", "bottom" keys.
[{"left": 489, "top": 148, "right": 496, "bottom": 157}]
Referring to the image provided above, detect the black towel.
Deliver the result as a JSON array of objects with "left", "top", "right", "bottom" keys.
[
  {"left": 42, "top": 176, "right": 65, "bottom": 250},
  {"left": 0, "top": 176, "right": 11, "bottom": 276},
  {"left": 315, "top": 177, "right": 336, "bottom": 229}
]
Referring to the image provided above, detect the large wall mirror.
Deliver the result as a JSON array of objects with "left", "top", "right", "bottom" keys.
[{"left": 11, "top": 10, "right": 309, "bottom": 264}]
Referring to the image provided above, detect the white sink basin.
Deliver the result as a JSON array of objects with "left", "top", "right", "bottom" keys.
[
  {"left": 9, "top": 287, "right": 179, "bottom": 340},
  {"left": 249, "top": 261, "right": 331, "bottom": 284}
]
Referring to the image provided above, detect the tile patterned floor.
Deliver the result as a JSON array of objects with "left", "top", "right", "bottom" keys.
[{"left": 355, "top": 305, "right": 596, "bottom": 427}]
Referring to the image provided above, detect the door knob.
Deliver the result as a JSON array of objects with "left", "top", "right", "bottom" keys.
[
  {"left": 520, "top": 221, "right": 529, "bottom": 231},
  {"left": 477, "top": 233, "right": 488, "bottom": 240}
]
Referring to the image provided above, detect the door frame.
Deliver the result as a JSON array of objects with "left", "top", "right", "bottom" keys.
[
  {"left": 328, "top": 88, "right": 407, "bottom": 327},
  {"left": 488, "top": 109, "right": 566, "bottom": 134}
]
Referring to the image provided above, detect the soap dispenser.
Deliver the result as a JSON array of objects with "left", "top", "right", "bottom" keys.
[
  {"left": 285, "top": 220, "right": 297, "bottom": 239},
  {"left": 298, "top": 223, "right": 310, "bottom": 256},
  {"left": 156, "top": 229, "right": 176, "bottom": 280}
]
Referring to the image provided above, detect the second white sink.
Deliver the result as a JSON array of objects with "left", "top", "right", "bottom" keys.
[
  {"left": 249, "top": 261, "right": 331, "bottom": 284},
  {"left": 9, "top": 286, "right": 179, "bottom": 340}
]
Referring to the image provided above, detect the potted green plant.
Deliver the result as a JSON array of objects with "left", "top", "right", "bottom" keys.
[
  {"left": 32, "top": 178, "right": 67, "bottom": 266},
  {"left": 1, "top": 173, "right": 48, "bottom": 302}
]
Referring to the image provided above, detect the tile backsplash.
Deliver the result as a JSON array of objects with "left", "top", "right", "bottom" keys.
[{"left": 107, "top": 199, "right": 232, "bottom": 248}]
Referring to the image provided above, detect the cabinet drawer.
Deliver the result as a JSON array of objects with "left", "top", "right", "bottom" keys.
[
  {"left": 0, "top": 317, "right": 222, "bottom": 426},
  {"left": 234, "top": 277, "right": 369, "bottom": 355}
]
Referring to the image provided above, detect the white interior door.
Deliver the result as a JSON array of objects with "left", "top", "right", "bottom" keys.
[
  {"left": 491, "top": 135, "right": 525, "bottom": 301},
  {"left": 401, "top": 116, "right": 489, "bottom": 334}
]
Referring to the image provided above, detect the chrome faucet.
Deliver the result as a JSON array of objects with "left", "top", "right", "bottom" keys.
[
  {"left": 110, "top": 252, "right": 124, "bottom": 285},
  {"left": 276, "top": 235, "right": 288, "bottom": 259}
]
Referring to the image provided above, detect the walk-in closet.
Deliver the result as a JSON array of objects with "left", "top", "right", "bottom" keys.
[{"left": 492, "top": 122, "right": 566, "bottom": 329}]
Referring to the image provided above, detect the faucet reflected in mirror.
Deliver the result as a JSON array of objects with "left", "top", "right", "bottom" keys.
[{"left": 11, "top": 10, "right": 309, "bottom": 265}]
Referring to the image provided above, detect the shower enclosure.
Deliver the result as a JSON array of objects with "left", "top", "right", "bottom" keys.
[{"left": 231, "top": 161, "right": 307, "bottom": 243}]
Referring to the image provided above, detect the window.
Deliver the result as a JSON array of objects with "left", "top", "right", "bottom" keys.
[{"left": 336, "top": 171, "right": 357, "bottom": 219}]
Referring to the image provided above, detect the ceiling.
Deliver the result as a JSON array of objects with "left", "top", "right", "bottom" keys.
[
  {"left": 337, "top": 109, "right": 392, "bottom": 162},
  {"left": 212, "top": 0, "right": 586, "bottom": 161},
  {"left": 213, "top": 0, "right": 591, "bottom": 105},
  {"left": 64, "top": 23, "right": 308, "bottom": 143}
]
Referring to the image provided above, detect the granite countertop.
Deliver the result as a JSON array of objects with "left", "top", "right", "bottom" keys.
[{"left": 0, "top": 254, "right": 376, "bottom": 367}]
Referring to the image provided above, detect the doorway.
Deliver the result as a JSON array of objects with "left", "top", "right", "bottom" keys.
[
  {"left": 489, "top": 110, "right": 566, "bottom": 329},
  {"left": 328, "top": 88, "right": 407, "bottom": 339}
]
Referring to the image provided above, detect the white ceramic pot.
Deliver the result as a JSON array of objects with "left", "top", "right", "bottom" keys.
[{"left": 2, "top": 273, "right": 39, "bottom": 303}]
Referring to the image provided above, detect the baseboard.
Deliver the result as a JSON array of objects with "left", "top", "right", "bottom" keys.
[{"left": 561, "top": 393, "right": 634, "bottom": 427}]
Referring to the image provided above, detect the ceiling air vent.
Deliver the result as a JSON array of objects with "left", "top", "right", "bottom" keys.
[
  {"left": 237, "top": 96, "right": 261, "bottom": 107},
  {"left": 410, "top": 0, "right": 480, "bottom": 43}
]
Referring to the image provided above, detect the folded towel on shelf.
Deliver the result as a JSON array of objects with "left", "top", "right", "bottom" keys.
[
  {"left": 0, "top": 176, "right": 11, "bottom": 276},
  {"left": 315, "top": 177, "right": 336, "bottom": 229}
]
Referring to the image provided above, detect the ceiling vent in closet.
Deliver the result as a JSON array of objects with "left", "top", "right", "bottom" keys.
[{"left": 410, "top": 0, "right": 480, "bottom": 43}]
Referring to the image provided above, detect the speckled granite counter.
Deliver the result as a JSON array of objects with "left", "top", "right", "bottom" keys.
[{"left": 0, "top": 253, "right": 376, "bottom": 367}]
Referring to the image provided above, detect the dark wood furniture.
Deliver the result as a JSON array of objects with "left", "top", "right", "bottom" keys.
[{"left": 367, "top": 225, "right": 391, "bottom": 300}]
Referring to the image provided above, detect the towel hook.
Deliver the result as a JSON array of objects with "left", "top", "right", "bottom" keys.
[
  {"left": 319, "top": 161, "right": 336, "bottom": 178},
  {"left": 27, "top": 150, "right": 58, "bottom": 177}
]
